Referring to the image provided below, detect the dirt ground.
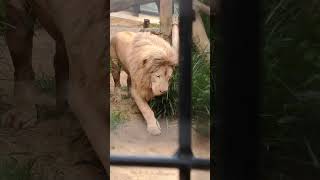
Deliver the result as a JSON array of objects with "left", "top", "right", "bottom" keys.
[
  {"left": 110, "top": 71, "right": 210, "bottom": 180},
  {"left": 0, "top": 16, "right": 210, "bottom": 179}
]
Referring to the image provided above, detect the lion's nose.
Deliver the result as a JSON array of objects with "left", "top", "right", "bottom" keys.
[{"left": 160, "top": 87, "right": 168, "bottom": 94}]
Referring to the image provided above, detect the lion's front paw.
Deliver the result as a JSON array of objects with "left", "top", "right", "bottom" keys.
[
  {"left": 111, "top": 95, "right": 121, "bottom": 103},
  {"left": 1, "top": 106, "right": 38, "bottom": 129},
  {"left": 112, "top": 87, "right": 122, "bottom": 103},
  {"left": 147, "top": 121, "right": 161, "bottom": 135}
]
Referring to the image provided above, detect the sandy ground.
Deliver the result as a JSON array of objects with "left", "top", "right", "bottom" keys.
[{"left": 0, "top": 16, "right": 210, "bottom": 179}]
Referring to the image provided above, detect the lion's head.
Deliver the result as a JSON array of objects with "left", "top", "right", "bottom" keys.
[
  {"left": 150, "top": 64, "right": 174, "bottom": 96},
  {"left": 128, "top": 32, "right": 178, "bottom": 99}
]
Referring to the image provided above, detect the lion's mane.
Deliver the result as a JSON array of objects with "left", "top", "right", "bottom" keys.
[{"left": 127, "top": 32, "right": 178, "bottom": 99}]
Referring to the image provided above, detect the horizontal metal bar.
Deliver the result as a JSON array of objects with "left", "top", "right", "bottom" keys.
[{"left": 110, "top": 155, "right": 210, "bottom": 170}]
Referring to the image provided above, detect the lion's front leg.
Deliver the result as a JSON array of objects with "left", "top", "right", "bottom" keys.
[{"left": 131, "top": 88, "right": 161, "bottom": 135}]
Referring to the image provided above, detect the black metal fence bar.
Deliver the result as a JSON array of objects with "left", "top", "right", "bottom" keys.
[
  {"left": 177, "top": 0, "right": 194, "bottom": 179},
  {"left": 214, "top": 0, "right": 261, "bottom": 179},
  {"left": 110, "top": 155, "right": 210, "bottom": 169},
  {"left": 177, "top": 0, "right": 193, "bottom": 155}
]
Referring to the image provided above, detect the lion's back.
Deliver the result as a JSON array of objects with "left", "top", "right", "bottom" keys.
[
  {"left": 111, "top": 31, "right": 136, "bottom": 68},
  {"left": 111, "top": 31, "right": 136, "bottom": 47}
]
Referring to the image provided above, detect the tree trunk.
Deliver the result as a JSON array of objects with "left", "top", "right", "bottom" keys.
[
  {"left": 193, "top": 0, "right": 210, "bottom": 15},
  {"left": 159, "top": 0, "right": 173, "bottom": 41},
  {"left": 192, "top": 10, "right": 210, "bottom": 62},
  {"left": 171, "top": 16, "right": 179, "bottom": 53}
]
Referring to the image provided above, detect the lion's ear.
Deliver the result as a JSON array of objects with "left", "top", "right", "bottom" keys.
[
  {"left": 171, "top": 60, "right": 179, "bottom": 67},
  {"left": 143, "top": 59, "right": 148, "bottom": 66},
  {"left": 171, "top": 65, "right": 177, "bottom": 71},
  {"left": 171, "top": 54, "right": 179, "bottom": 66}
]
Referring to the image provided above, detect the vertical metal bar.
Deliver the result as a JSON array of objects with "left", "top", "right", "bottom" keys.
[
  {"left": 178, "top": 0, "right": 193, "bottom": 179},
  {"left": 210, "top": 0, "right": 215, "bottom": 171},
  {"left": 106, "top": 0, "right": 110, "bottom": 178},
  {"left": 214, "top": 0, "right": 262, "bottom": 180},
  {"left": 180, "top": 167, "right": 191, "bottom": 180},
  {"left": 178, "top": 0, "right": 193, "bottom": 158}
]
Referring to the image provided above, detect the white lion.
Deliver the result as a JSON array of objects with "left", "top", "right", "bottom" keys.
[{"left": 111, "top": 31, "right": 178, "bottom": 135}]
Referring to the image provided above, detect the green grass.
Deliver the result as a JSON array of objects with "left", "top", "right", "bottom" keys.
[
  {"left": 35, "top": 73, "right": 56, "bottom": 96},
  {"left": 34, "top": 73, "right": 59, "bottom": 120},
  {"left": 190, "top": 51, "right": 210, "bottom": 136},
  {"left": 259, "top": 0, "right": 320, "bottom": 179},
  {"left": 0, "top": 0, "right": 6, "bottom": 34},
  {"left": 0, "top": 158, "right": 35, "bottom": 180},
  {"left": 149, "top": 23, "right": 160, "bottom": 29},
  {"left": 111, "top": 111, "right": 125, "bottom": 129},
  {"left": 121, "top": 94, "right": 130, "bottom": 100},
  {"left": 149, "top": 71, "right": 178, "bottom": 119},
  {"left": 150, "top": 48, "right": 210, "bottom": 136}
]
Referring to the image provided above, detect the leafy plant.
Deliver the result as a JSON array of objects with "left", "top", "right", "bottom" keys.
[
  {"left": 0, "top": 158, "right": 35, "bottom": 180},
  {"left": 0, "top": 0, "right": 7, "bottom": 34},
  {"left": 34, "top": 73, "right": 56, "bottom": 96},
  {"left": 261, "top": 0, "right": 320, "bottom": 179},
  {"left": 150, "top": 48, "right": 210, "bottom": 136}
]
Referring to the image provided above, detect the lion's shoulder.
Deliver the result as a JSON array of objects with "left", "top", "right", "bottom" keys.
[{"left": 111, "top": 31, "right": 136, "bottom": 45}]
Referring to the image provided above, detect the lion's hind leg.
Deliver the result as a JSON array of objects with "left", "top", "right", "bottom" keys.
[
  {"left": 110, "top": 44, "right": 121, "bottom": 102},
  {"left": 1, "top": 3, "right": 38, "bottom": 128},
  {"left": 111, "top": 58, "right": 121, "bottom": 89},
  {"left": 126, "top": 73, "right": 132, "bottom": 97},
  {"left": 54, "top": 42, "right": 70, "bottom": 114}
]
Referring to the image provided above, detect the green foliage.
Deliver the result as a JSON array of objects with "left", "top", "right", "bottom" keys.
[
  {"left": 0, "top": 158, "right": 35, "bottom": 180},
  {"left": 35, "top": 73, "right": 56, "bottom": 96},
  {"left": 261, "top": 0, "right": 320, "bottom": 179},
  {"left": 150, "top": 48, "right": 210, "bottom": 136},
  {"left": 0, "top": 0, "right": 5, "bottom": 19},
  {"left": 111, "top": 111, "right": 125, "bottom": 129},
  {"left": 191, "top": 51, "right": 210, "bottom": 136},
  {"left": 0, "top": 0, "right": 6, "bottom": 34},
  {"left": 149, "top": 23, "right": 160, "bottom": 29},
  {"left": 199, "top": 0, "right": 210, "bottom": 38},
  {"left": 149, "top": 70, "right": 178, "bottom": 118}
]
